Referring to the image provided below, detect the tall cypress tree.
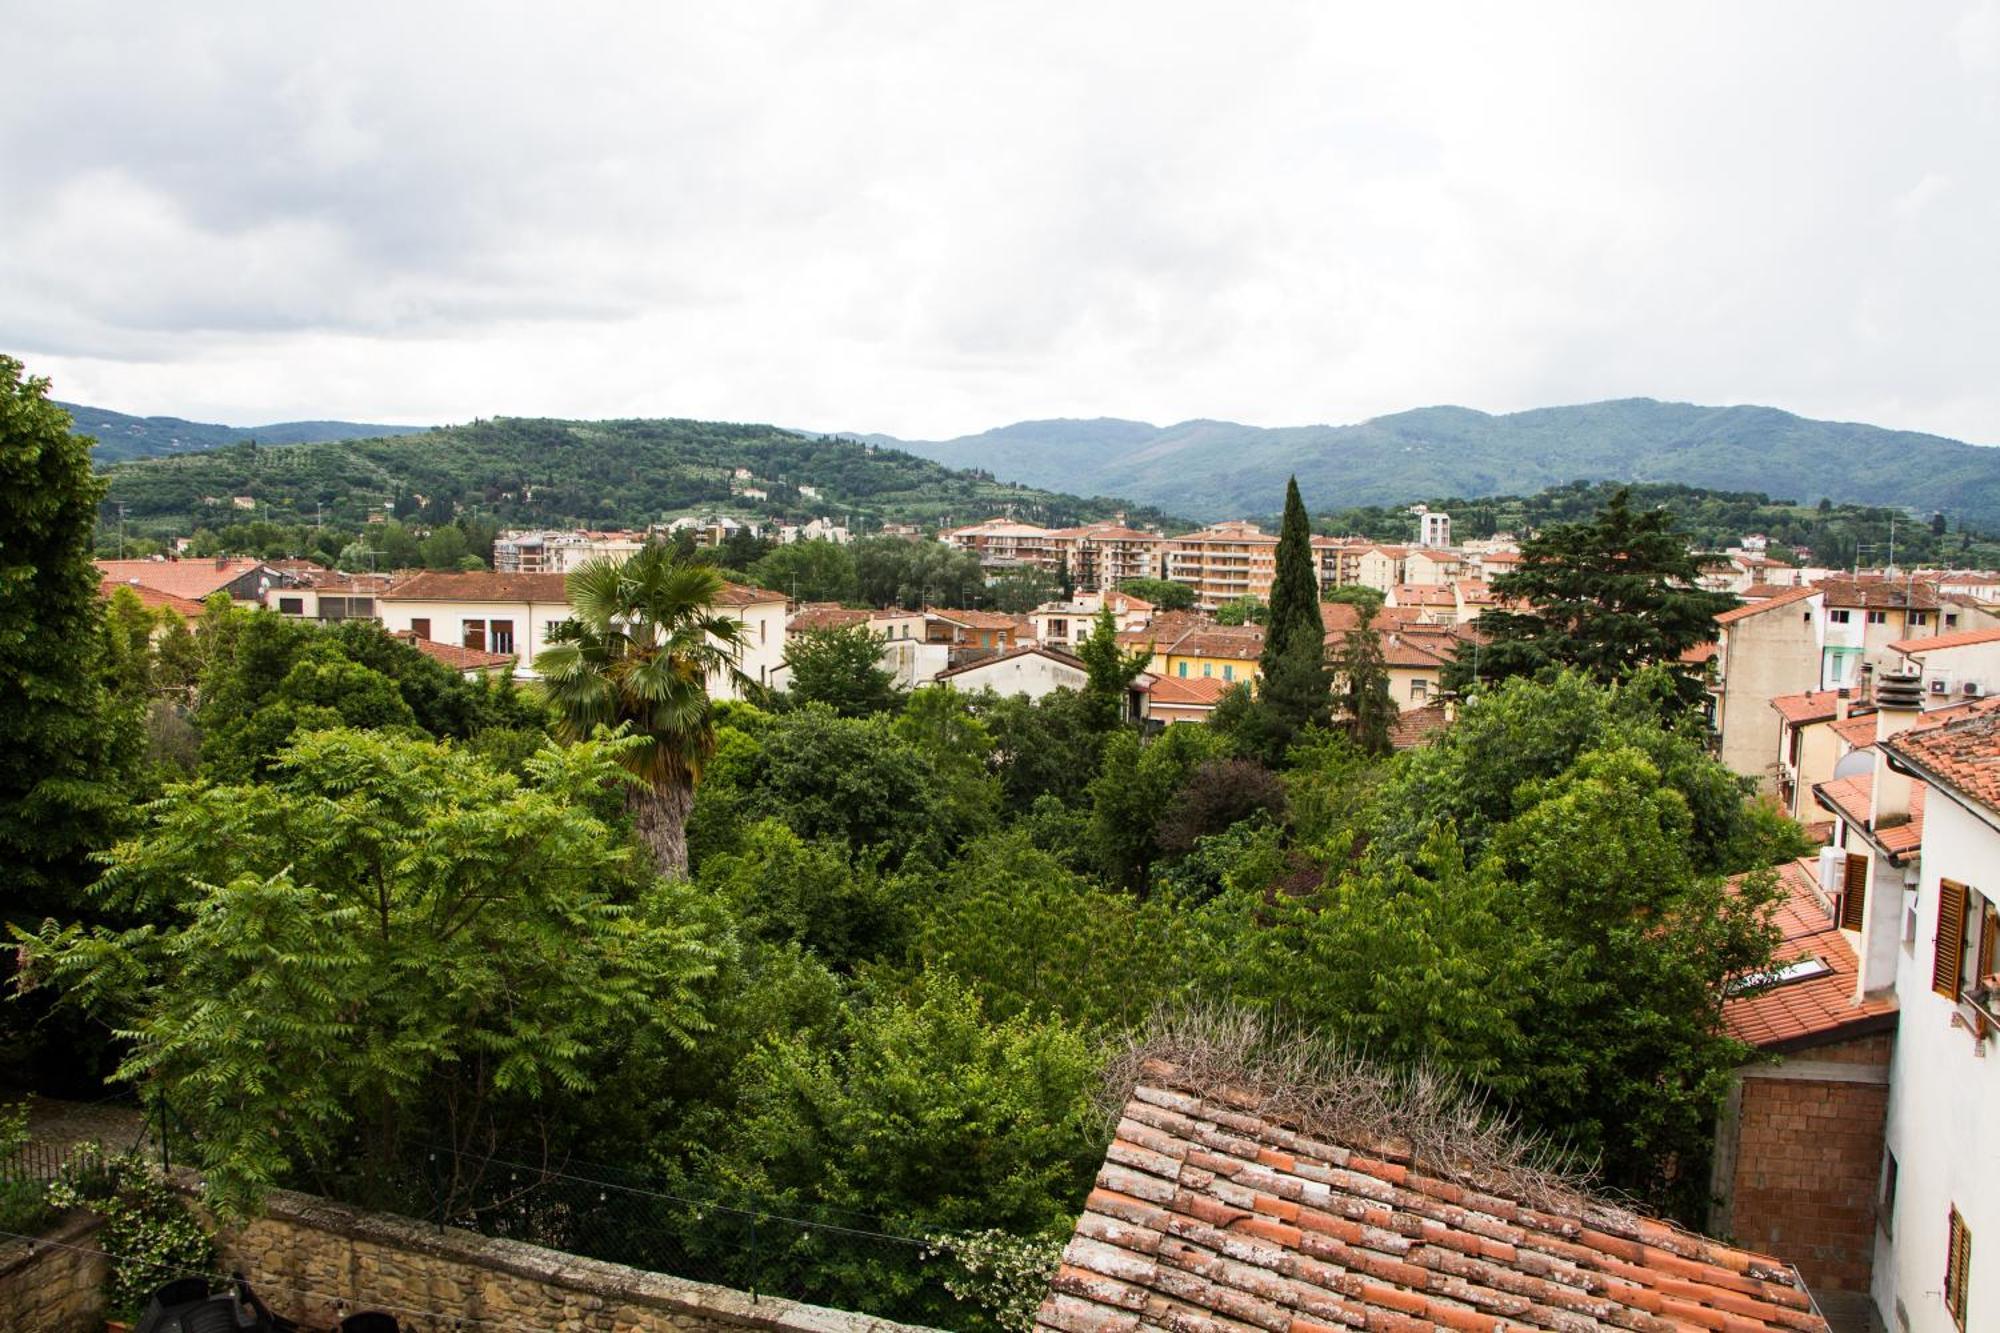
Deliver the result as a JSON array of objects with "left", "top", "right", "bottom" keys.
[
  {"left": 1260, "top": 476, "right": 1325, "bottom": 677},
  {"left": 0, "top": 357, "right": 133, "bottom": 914}
]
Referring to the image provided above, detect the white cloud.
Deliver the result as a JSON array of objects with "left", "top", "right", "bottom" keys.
[{"left": 2, "top": 1, "right": 1996, "bottom": 445}]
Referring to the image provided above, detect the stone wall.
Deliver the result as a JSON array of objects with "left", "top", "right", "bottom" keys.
[
  {"left": 1714, "top": 1032, "right": 1892, "bottom": 1297},
  {"left": 0, "top": 1211, "right": 106, "bottom": 1333},
  {"left": 216, "top": 1188, "right": 936, "bottom": 1333}
]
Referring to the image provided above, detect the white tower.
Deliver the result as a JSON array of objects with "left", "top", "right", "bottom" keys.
[{"left": 1418, "top": 511, "right": 1452, "bottom": 548}]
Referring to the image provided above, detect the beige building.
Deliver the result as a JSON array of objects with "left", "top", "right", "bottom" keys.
[{"left": 1710, "top": 586, "right": 1827, "bottom": 792}]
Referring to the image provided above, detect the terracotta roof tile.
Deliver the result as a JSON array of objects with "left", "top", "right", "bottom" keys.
[
  {"left": 95, "top": 557, "right": 275, "bottom": 600},
  {"left": 1884, "top": 709, "right": 2000, "bottom": 817},
  {"left": 1812, "top": 774, "right": 1925, "bottom": 856},
  {"left": 1169, "top": 624, "right": 1267, "bottom": 660},
  {"left": 1150, "top": 675, "right": 1234, "bottom": 707},
  {"left": 1038, "top": 1062, "right": 1828, "bottom": 1333},
  {"left": 788, "top": 604, "right": 874, "bottom": 632},
  {"left": 382, "top": 570, "right": 573, "bottom": 602},
  {"left": 1723, "top": 859, "right": 1896, "bottom": 1050},
  {"left": 1769, "top": 690, "right": 1845, "bottom": 726},
  {"left": 99, "top": 577, "right": 208, "bottom": 619},
  {"left": 1831, "top": 714, "right": 1879, "bottom": 751},
  {"left": 396, "top": 632, "right": 517, "bottom": 673},
  {"left": 1887, "top": 624, "right": 2000, "bottom": 655},
  {"left": 1714, "top": 585, "right": 1816, "bottom": 624},
  {"left": 1818, "top": 578, "right": 1941, "bottom": 611},
  {"left": 1389, "top": 703, "right": 1453, "bottom": 750}
]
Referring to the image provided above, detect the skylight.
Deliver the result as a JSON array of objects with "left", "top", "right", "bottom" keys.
[{"left": 1728, "top": 956, "right": 1833, "bottom": 995}]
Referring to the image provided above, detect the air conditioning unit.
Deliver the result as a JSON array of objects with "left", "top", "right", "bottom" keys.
[
  {"left": 1966, "top": 681, "right": 1985, "bottom": 697},
  {"left": 1931, "top": 678, "right": 1949, "bottom": 694}
]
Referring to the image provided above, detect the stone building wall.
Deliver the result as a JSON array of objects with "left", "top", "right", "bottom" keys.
[
  {"left": 215, "top": 1188, "right": 935, "bottom": 1333},
  {"left": 0, "top": 1212, "right": 106, "bottom": 1333}
]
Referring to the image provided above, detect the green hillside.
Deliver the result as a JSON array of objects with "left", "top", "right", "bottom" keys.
[
  {"left": 870, "top": 398, "right": 2000, "bottom": 529},
  {"left": 62, "top": 401, "right": 428, "bottom": 463},
  {"left": 97, "top": 414, "right": 1178, "bottom": 537}
]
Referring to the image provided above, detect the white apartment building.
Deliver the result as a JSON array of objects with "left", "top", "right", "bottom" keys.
[{"left": 493, "top": 530, "right": 648, "bottom": 574}]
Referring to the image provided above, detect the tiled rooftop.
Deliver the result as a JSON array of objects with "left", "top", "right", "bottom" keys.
[
  {"left": 100, "top": 576, "right": 208, "bottom": 619},
  {"left": 1812, "top": 774, "right": 1925, "bottom": 857},
  {"left": 1038, "top": 1059, "right": 1828, "bottom": 1333},
  {"left": 398, "top": 633, "right": 517, "bottom": 673},
  {"left": 1883, "top": 709, "right": 2000, "bottom": 817},
  {"left": 1769, "top": 690, "right": 1846, "bottom": 726},
  {"left": 1722, "top": 859, "right": 1896, "bottom": 1051},
  {"left": 1885, "top": 624, "right": 2000, "bottom": 656},
  {"left": 1714, "top": 586, "right": 1817, "bottom": 624},
  {"left": 95, "top": 557, "right": 272, "bottom": 600}
]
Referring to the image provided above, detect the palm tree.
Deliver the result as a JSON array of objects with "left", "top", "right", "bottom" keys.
[{"left": 533, "top": 545, "right": 751, "bottom": 878}]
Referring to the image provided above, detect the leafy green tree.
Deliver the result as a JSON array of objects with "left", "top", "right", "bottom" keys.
[
  {"left": 697, "top": 972, "right": 1102, "bottom": 1322},
  {"left": 696, "top": 818, "right": 905, "bottom": 971},
  {"left": 1471, "top": 488, "right": 1736, "bottom": 705},
  {"left": 418, "top": 524, "right": 470, "bottom": 569},
  {"left": 1333, "top": 611, "right": 1396, "bottom": 756},
  {"left": 1321, "top": 583, "right": 1385, "bottom": 619},
  {"left": 0, "top": 358, "right": 138, "bottom": 915},
  {"left": 1073, "top": 605, "right": 1152, "bottom": 729},
  {"left": 908, "top": 832, "right": 1227, "bottom": 1029},
  {"left": 752, "top": 539, "right": 859, "bottom": 603},
  {"left": 1214, "top": 596, "right": 1267, "bottom": 626},
  {"left": 980, "top": 690, "right": 1106, "bottom": 814},
  {"left": 782, "top": 624, "right": 901, "bottom": 717},
  {"left": 535, "top": 545, "right": 750, "bottom": 877},
  {"left": 986, "top": 565, "right": 1062, "bottom": 613},
  {"left": 853, "top": 536, "right": 987, "bottom": 609},
  {"left": 18, "top": 729, "right": 719, "bottom": 1214},
  {"left": 728, "top": 705, "right": 959, "bottom": 865},
  {"left": 1116, "top": 577, "right": 1195, "bottom": 611},
  {"left": 1087, "top": 725, "right": 1222, "bottom": 892},
  {"left": 892, "top": 687, "right": 1001, "bottom": 838},
  {"left": 1154, "top": 758, "right": 1287, "bottom": 856}
]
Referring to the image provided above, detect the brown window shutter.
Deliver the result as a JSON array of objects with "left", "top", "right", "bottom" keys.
[
  {"left": 1981, "top": 907, "right": 1998, "bottom": 984},
  {"left": 1935, "top": 880, "right": 1969, "bottom": 1001},
  {"left": 1945, "top": 1207, "right": 1971, "bottom": 1328},
  {"left": 1842, "top": 853, "right": 1869, "bottom": 931}
]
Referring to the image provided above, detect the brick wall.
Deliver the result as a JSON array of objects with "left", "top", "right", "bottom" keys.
[
  {"left": 214, "top": 1188, "right": 936, "bottom": 1333},
  {"left": 1716, "top": 1034, "right": 1891, "bottom": 1297},
  {"left": 0, "top": 1212, "right": 106, "bottom": 1333}
]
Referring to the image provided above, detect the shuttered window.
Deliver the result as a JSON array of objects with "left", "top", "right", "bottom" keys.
[
  {"left": 410, "top": 618, "right": 431, "bottom": 641},
  {"left": 1841, "top": 853, "right": 1869, "bottom": 931},
  {"left": 1945, "top": 1207, "right": 1971, "bottom": 1330},
  {"left": 1981, "top": 907, "right": 1998, "bottom": 985},
  {"left": 1935, "top": 879, "right": 1969, "bottom": 1000}
]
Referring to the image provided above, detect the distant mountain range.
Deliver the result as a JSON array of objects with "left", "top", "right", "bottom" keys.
[
  {"left": 63, "top": 402, "right": 427, "bottom": 464},
  {"left": 853, "top": 398, "right": 2000, "bottom": 529}
]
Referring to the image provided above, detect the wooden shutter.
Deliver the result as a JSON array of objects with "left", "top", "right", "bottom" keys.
[
  {"left": 1945, "top": 1207, "right": 1971, "bottom": 1329},
  {"left": 1841, "top": 854, "right": 1869, "bottom": 931},
  {"left": 1980, "top": 904, "right": 1998, "bottom": 984},
  {"left": 411, "top": 618, "right": 431, "bottom": 641},
  {"left": 1935, "top": 880, "right": 1969, "bottom": 1000}
]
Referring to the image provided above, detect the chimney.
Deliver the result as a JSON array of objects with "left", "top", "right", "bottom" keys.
[
  {"left": 1869, "top": 669, "right": 1925, "bottom": 826},
  {"left": 1835, "top": 687, "right": 1852, "bottom": 721}
]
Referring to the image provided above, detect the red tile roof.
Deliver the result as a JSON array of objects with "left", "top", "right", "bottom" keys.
[
  {"left": 1887, "top": 624, "right": 2000, "bottom": 656},
  {"left": 1813, "top": 774, "right": 1925, "bottom": 857},
  {"left": 1148, "top": 675, "right": 1233, "bottom": 708},
  {"left": 1167, "top": 624, "right": 1267, "bottom": 660},
  {"left": 1883, "top": 709, "right": 2000, "bottom": 818},
  {"left": 1769, "top": 689, "right": 1845, "bottom": 726},
  {"left": 99, "top": 577, "right": 208, "bottom": 619},
  {"left": 1714, "top": 585, "right": 1817, "bottom": 624},
  {"left": 788, "top": 604, "right": 873, "bottom": 632},
  {"left": 1818, "top": 578, "right": 1941, "bottom": 611},
  {"left": 1723, "top": 859, "right": 1896, "bottom": 1051},
  {"left": 396, "top": 632, "right": 517, "bottom": 673},
  {"left": 1039, "top": 1059, "right": 1827, "bottom": 1333},
  {"left": 1830, "top": 714, "right": 1879, "bottom": 751},
  {"left": 383, "top": 571, "right": 573, "bottom": 602},
  {"left": 1389, "top": 702, "right": 1453, "bottom": 750},
  {"left": 95, "top": 557, "right": 274, "bottom": 601}
]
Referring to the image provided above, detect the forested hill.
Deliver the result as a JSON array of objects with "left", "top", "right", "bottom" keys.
[
  {"left": 63, "top": 401, "right": 428, "bottom": 463},
  {"left": 862, "top": 398, "right": 2000, "bottom": 529},
  {"left": 97, "top": 415, "right": 1177, "bottom": 536}
]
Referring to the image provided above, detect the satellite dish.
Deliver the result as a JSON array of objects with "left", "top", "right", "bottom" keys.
[{"left": 1832, "top": 748, "right": 1875, "bottom": 780}]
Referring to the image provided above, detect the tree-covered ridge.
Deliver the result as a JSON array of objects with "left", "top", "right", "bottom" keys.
[
  {"left": 97, "top": 415, "right": 1182, "bottom": 539},
  {"left": 876, "top": 397, "right": 2000, "bottom": 529},
  {"left": 63, "top": 401, "right": 427, "bottom": 464},
  {"left": 1317, "top": 479, "right": 2000, "bottom": 570}
]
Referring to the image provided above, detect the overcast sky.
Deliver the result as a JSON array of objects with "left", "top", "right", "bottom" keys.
[{"left": 4, "top": 2, "right": 1998, "bottom": 443}]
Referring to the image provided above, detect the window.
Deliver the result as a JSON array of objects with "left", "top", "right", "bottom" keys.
[
  {"left": 1177, "top": 662, "right": 1187, "bottom": 678},
  {"left": 489, "top": 619, "right": 515, "bottom": 654},
  {"left": 410, "top": 618, "right": 431, "bottom": 641},
  {"left": 277, "top": 596, "right": 304, "bottom": 615},
  {"left": 760, "top": 618, "right": 767, "bottom": 644},
  {"left": 1947, "top": 612, "right": 1961, "bottom": 628},
  {"left": 1931, "top": 880, "right": 1996, "bottom": 1004},
  {"left": 1203, "top": 663, "right": 1213, "bottom": 677},
  {"left": 1867, "top": 609, "right": 1888, "bottom": 625},
  {"left": 1830, "top": 608, "right": 1853, "bottom": 624},
  {"left": 1223, "top": 665, "right": 1234, "bottom": 682},
  {"left": 1946, "top": 1207, "right": 1971, "bottom": 1330},
  {"left": 1879, "top": 1151, "right": 1897, "bottom": 1237},
  {"left": 1910, "top": 611, "right": 1931, "bottom": 628},
  {"left": 1412, "top": 678, "right": 1429, "bottom": 701},
  {"left": 462, "top": 620, "right": 487, "bottom": 652}
]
